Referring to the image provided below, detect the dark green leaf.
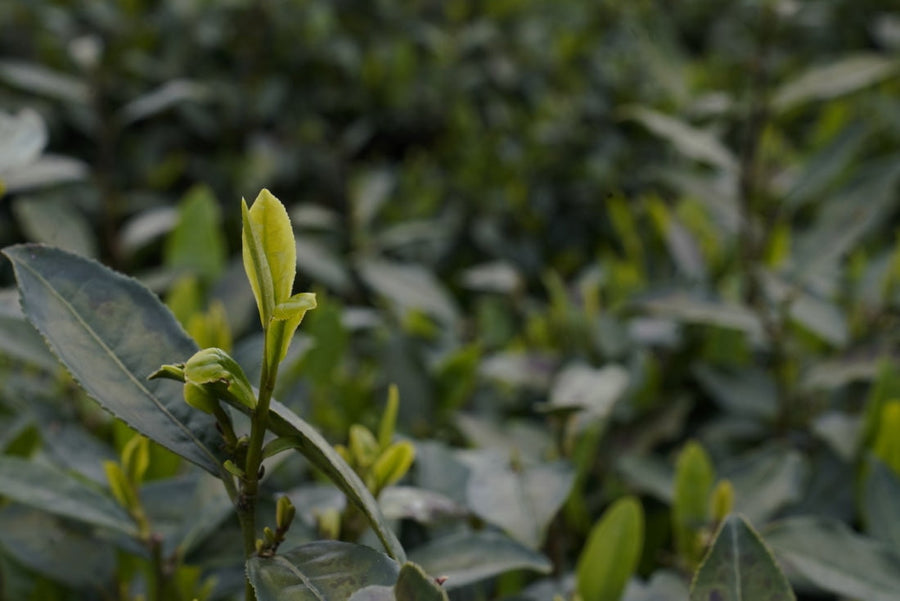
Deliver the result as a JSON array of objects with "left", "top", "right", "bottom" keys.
[
  {"left": 247, "top": 541, "right": 399, "bottom": 601},
  {"left": 409, "top": 530, "right": 551, "bottom": 589},
  {"left": 690, "top": 515, "right": 794, "bottom": 601},
  {"left": 0, "top": 456, "right": 136, "bottom": 536},
  {"left": 765, "top": 516, "right": 900, "bottom": 601},
  {"left": 0, "top": 505, "right": 116, "bottom": 589},
  {"left": 2, "top": 244, "right": 223, "bottom": 474},
  {"left": 394, "top": 562, "right": 449, "bottom": 601}
]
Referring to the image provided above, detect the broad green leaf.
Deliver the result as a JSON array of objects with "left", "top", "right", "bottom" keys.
[
  {"left": 0, "top": 505, "right": 116, "bottom": 589},
  {"left": 862, "top": 459, "right": 900, "bottom": 552},
  {"left": 225, "top": 398, "right": 406, "bottom": 562},
  {"left": 2, "top": 244, "right": 223, "bottom": 474},
  {"left": 242, "top": 190, "right": 296, "bottom": 325},
  {"left": 0, "top": 456, "right": 136, "bottom": 536},
  {"left": 246, "top": 540, "right": 399, "bottom": 601},
  {"left": 12, "top": 196, "right": 97, "bottom": 258},
  {"left": 577, "top": 496, "right": 645, "bottom": 601},
  {"left": 690, "top": 515, "right": 794, "bottom": 601},
  {"left": 409, "top": 530, "right": 552, "bottom": 589},
  {"left": 164, "top": 185, "right": 226, "bottom": 282},
  {"left": 395, "top": 562, "right": 449, "bottom": 601},
  {"left": 673, "top": 441, "right": 714, "bottom": 564},
  {"left": 765, "top": 516, "right": 900, "bottom": 601},
  {"left": 772, "top": 54, "right": 900, "bottom": 112},
  {"left": 465, "top": 453, "right": 575, "bottom": 549}
]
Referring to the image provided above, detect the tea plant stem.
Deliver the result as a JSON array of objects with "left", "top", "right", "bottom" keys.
[{"left": 237, "top": 329, "right": 280, "bottom": 601}]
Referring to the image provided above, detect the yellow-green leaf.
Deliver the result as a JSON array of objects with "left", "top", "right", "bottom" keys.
[
  {"left": 121, "top": 435, "right": 150, "bottom": 486},
  {"left": 673, "top": 440, "right": 714, "bottom": 566},
  {"left": 373, "top": 441, "right": 416, "bottom": 494},
  {"left": 267, "top": 292, "right": 317, "bottom": 366},
  {"left": 104, "top": 461, "right": 137, "bottom": 510},
  {"left": 874, "top": 401, "right": 900, "bottom": 476},
  {"left": 349, "top": 425, "right": 380, "bottom": 469},
  {"left": 241, "top": 189, "right": 296, "bottom": 326},
  {"left": 378, "top": 384, "right": 400, "bottom": 450},
  {"left": 576, "top": 496, "right": 644, "bottom": 601},
  {"left": 183, "top": 382, "right": 219, "bottom": 414},
  {"left": 184, "top": 347, "right": 256, "bottom": 410}
]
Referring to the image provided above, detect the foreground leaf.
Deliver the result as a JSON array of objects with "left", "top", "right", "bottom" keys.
[
  {"left": 690, "top": 515, "right": 794, "bottom": 601},
  {"left": 0, "top": 456, "right": 136, "bottom": 536},
  {"left": 765, "top": 516, "right": 900, "bottom": 601},
  {"left": 394, "top": 562, "right": 449, "bottom": 601},
  {"left": 408, "top": 530, "right": 551, "bottom": 589},
  {"left": 2, "top": 245, "right": 222, "bottom": 474},
  {"left": 577, "top": 496, "right": 645, "bottom": 601},
  {"left": 246, "top": 541, "right": 398, "bottom": 601}
]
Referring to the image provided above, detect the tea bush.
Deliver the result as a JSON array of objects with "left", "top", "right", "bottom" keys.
[{"left": 1, "top": 1, "right": 900, "bottom": 600}]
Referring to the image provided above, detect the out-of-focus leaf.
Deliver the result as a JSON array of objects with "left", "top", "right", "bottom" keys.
[
  {"left": 2, "top": 155, "right": 88, "bottom": 192},
  {"left": 766, "top": 516, "right": 900, "bottom": 601},
  {"left": 782, "top": 123, "right": 868, "bottom": 210},
  {"left": 0, "top": 456, "right": 136, "bottom": 536},
  {"left": 479, "top": 351, "right": 558, "bottom": 391},
  {"left": 772, "top": 54, "right": 900, "bottom": 112},
  {"left": 357, "top": 258, "right": 460, "bottom": 326},
  {"left": 690, "top": 515, "right": 795, "bottom": 601},
  {"left": 811, "top": 412, "right": 861, "bottom": 462},
  {"left": 464, "top": 451, "right": 575, "bottom": 549},
  {"left": 0, "top": 61, "right": 89, "bottom": 104},
  {"left": 164, "top": 185, "right": 226, "bottom": 282},
  {"left": 460, "top": 261, "right": 523, "bottom": 293},
  {"left": 673, "top": 441, "right": 714, "bottom": 564},
  {"left": 546, "top": 363, "right": 629, "bottom": 430},
  {"left": 409, "top": 530, "right": 551, "bottom": 589},
  {"left": 120, "top": 207, "right": 179, "bottom": 256},
  {"left": 620, "top": 106, "right": 737, "bottom": 172},
  {"left": 616, "top": 454, "right": 675, "bottom": 503},
  {"left": 862, "top": 459, "right": 900, "bottom": 553},
  {"left": 247, "top": 541, "right": 399, "bottom": 601},
  {"left": 640, "top": 293, "right": 763, "bottom": 341},
  {"left": 623, "top": 570, "right": 690, "bottom": 601},
  {"left": 0, "top": 310, "right": 57, "bottom": 371},
  {"left": 577, "top": 496, "right": 645, "bottom": 601},
  {"left": 0, "top": 505, "right": 116, "bottom": 589},
  {"left": 0, "top": 109, "right": 45, "bottom": 172},
  {"left": 2, "top": 245, "right": 223, "bottom": 475},
  {"left": 693, "top": 365, "right": 777, "bottom": 420},
  {"left": 119, "top": 79, "right": 209, "bottom": 124},
  {"left": 12, "top": 196, "right": 97, "bottom": 257},
  {"left": 295, "top": 238, "right": 353, "bottom": 293},
  {"left": 378, "top": 486, "right": 467, "bottom": 524},
  {"left": 726, "top": 444, "right": 807, "bottom": 525}
]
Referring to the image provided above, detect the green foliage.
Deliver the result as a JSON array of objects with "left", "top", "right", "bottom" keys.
[
  {"left": 2, "top": 1, "right": 900, "bottom": 599},
  {"left": 576, "top": 496, "right": 644, "bottom": 601}
]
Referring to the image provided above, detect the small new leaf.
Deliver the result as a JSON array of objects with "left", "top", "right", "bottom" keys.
[
  {"left": 241, "top": 189, "right": 296, "bottom": 326},
  {"left": 184, "top": 347, "right": 256, "bottom": 410},
  {"left": 372, "top": 441, "right": 416, "bottom": 494}
]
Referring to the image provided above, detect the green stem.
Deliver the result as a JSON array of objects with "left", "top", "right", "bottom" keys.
[{"left": 237, "top": 328, "right": 280, "bottom": 601}]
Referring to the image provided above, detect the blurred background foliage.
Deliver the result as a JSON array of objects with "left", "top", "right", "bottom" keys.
[{"left": 2, "top": 0, "right": 900, "bottom": 599}]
